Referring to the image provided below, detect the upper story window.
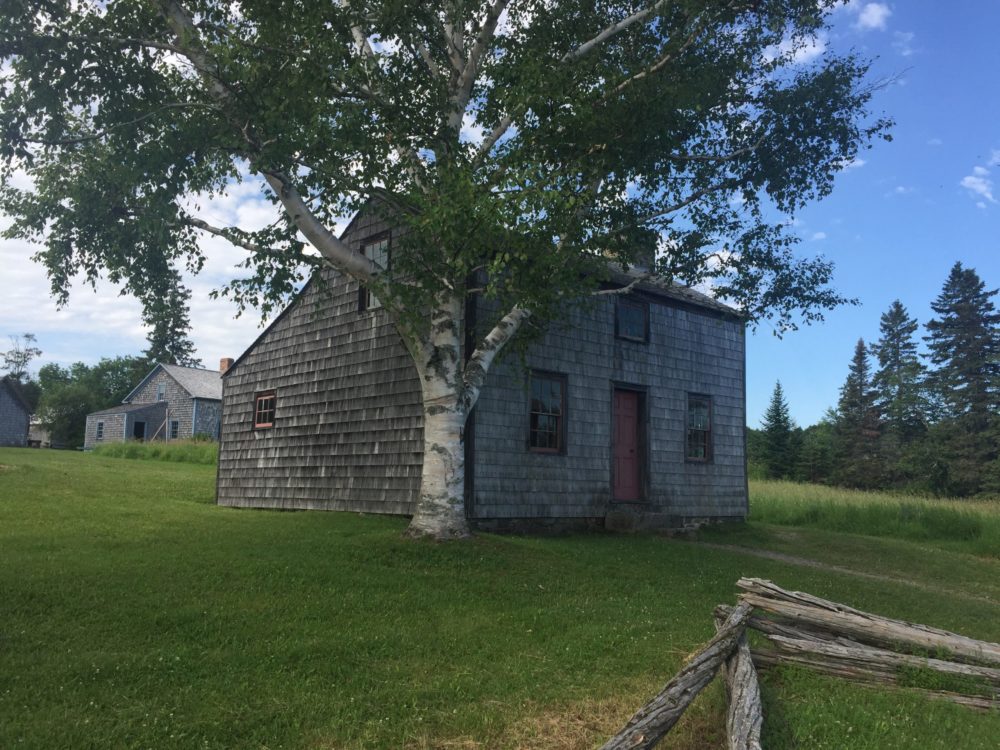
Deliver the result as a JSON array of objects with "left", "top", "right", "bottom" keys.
[
  {"left": 96, "top": 421, "right": 104, "bottom": 440},
  {"left": 254, "top": 391, "right": 277, "bottom": 429},
  {"left": 528, "top": 372, "right": 566, "bottom": 454},
  {"left": 156, "top": 382, "right": 167, "bottom": 401},
  {"left": 616, "top": 297, "right": 649, "bottom": 342},
  {"left": 359, "top": 236, "right": 390, "bottom": 311},
  {"left": 686, "top": 394, "right": 712, "bottom": 462}
]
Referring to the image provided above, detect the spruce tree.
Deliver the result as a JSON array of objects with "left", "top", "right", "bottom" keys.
[
  {"left": 761, "top": 381, "right": 795, "bottom": 479},
  {"left": 141, "top": 272, "right": 201, "bottom": 367},
  {"left": 832, "top": 338, "right": 880, "bottom": 487},
  {"left": 922, "top": 263, "right": 1000, "bottom": 494},
  {"left": 871, "top": 300, "right": 926, "bottom": 439}
]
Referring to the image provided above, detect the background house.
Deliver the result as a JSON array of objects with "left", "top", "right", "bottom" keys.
[
  {"left": 0, "top": 376, "right": 31, "bottom": 448},
  {"left": 84, "top": 363, "right": 225, "bottom": 449},
  {"left": 216, "top": 213, "right": 747, "bottom": 531}
]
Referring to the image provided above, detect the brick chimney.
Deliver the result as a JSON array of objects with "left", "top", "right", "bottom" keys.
[{"left": 219, "top": 357, "right": 235, "bottom": 375}]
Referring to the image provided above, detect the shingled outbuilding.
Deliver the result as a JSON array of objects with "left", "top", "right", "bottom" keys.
[
  {"left": 0, "top": 376, "right": 31, "bottom": 448},
  {"left": 216, "top": 212, "right": 748, "bottom": 531},
  {"left": 84, "top": 363, "right": 224, "bottom": 449}
]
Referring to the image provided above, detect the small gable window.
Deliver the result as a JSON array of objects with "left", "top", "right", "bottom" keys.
[
  {"left": 686, "top": 394, "right": 712, "bottom": 462},
  {"left": 96, "top": 421, "right": 104, "bottom": 440},
  {"left": 254, "top": 391, "right": 277, "bottom": 429},
  {"left": 156, "top": 382, "right": 167, "bottom": 401},
  {"left": 359, "top": 236, "right": 390, "bottom": 311},
  {"left": 528, "top": 372, "right": 566, "bottom": 453},
  {"left": 616, "top": 297, "right": 649, "bottom": 342},
  {"left": 169, "top": 421, "right": 179, "bottom": 440}
]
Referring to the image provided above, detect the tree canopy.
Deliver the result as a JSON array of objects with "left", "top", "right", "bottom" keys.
[{"left": 1, "top": 0, "right": 891, "bottom": 536}]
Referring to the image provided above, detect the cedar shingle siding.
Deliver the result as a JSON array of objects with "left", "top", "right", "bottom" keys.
[
  {"left": 0, "top": 378, "right": 30, "bottom": 448},
  {"left": 217, "top": 212, "right": 748, "bottom": 530}
]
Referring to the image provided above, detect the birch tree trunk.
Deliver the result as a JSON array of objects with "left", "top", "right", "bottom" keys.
[{"left": 407, "top": 391, "right": 470, "bottom": 539}]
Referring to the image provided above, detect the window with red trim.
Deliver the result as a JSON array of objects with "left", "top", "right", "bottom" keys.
[{"left": 254, "top": 391, "right": 277, "bottom": 428}]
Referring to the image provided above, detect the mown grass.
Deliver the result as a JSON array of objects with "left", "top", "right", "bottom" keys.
[
  {"left": 91, "top": 438, "right": 219, "bottom": 464},
  {"left": 1, "top": 449, "right": 999, "bottom": 749},
  {"left": 749, "top": 479, "right": 1000, "bottom": 558}
]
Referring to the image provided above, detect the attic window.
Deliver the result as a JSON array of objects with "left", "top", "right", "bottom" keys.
[
  {"left": 686, "top": 394, "right": 712, "bottom": 462},
  {"left": 156, "top": 382, "right": 167, "bottom": 401},
  {"left": 359, "top": 235, "right": 390, "bottom": 311},
  {"left": 616, "top": 297, "right": 649, "bottom": 342},
  {"left": 254, "top": 391, "right": 277, "bottom": 429}
]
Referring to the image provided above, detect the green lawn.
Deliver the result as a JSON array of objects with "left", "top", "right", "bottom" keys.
[{"left": 1, "top": 449, "right": 998, "bottom": 749}]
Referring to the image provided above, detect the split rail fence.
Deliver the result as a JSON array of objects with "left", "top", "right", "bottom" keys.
[{"left": 599, "top": 578, "right": 1000, "bottom": 749}]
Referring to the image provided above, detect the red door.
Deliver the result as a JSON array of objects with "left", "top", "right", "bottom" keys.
[{"left": 613, "top": 390, "right": 641, "bottom": 501}]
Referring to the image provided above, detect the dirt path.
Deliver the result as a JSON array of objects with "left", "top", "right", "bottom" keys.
[{"left": 690, "top": 541, "right": 1000, "bottom": 606}]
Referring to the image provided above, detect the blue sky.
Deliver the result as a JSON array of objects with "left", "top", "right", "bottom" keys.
[
  {"left": 1, "top": 2, "right": 998, "bottom": 428},
  {"left": 745, "top": 1, "right": 1000, "bottom": 427}
]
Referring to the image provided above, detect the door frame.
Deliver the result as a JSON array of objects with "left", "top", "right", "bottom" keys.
[{"left": 609, "top": 382, "right": 649, "bottom": 502}]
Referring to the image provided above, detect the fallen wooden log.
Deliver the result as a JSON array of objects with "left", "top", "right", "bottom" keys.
[
  {"left": 715, "top": 604, "right": 841, "bottom": 645},
  {"left": 750, "top": 649, "right": 1000, "bottom": 711},
  {"left": 599, "top": 601, "right": 752, "bottom": 750},
  {"left": 761, "top": 633, "right": 1000, "bottom": 694},
  {"left": 722, "top": 631, "right": 763, "bottom": 750},
  {"left": 737, "top": 578, "right": 1000, "bottom": 667}
]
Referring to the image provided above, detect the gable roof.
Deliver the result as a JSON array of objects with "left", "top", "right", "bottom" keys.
[
  {"left": 1, "top": 376, "right": 32, "bottom": 413},
  {"left": 88, "top": 401, "right": 168, "bottom": 417},
  {"left": 124, "top": 363, "right": 223, "bottom": 403},
  {"left": 607, "top": 267, "right": 743, "bottom": 318}
]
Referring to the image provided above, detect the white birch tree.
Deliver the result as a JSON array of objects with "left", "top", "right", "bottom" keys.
[{"left": 0, "top": 0, "right": 888, "bottom": 538}]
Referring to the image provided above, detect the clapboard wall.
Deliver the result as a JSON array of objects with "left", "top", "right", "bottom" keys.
[
  {"left": 217, "top": 212, "right": 424, "bottom": 513},
  {"left": 470, "top": 294, "right": 747, "bottom": 526}
]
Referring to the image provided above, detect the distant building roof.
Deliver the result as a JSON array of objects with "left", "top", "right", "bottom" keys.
[
  {"left": 1, "top": 376, "right": 32, "bottom": 413},
  {"left": 606, "top": 267, "right": 743, "bottom": 317},
  {"left": 88, "top": 401, "right": 167, "bottom": 417},
  {"left": 123, "top": 363, "right": 223, "bottom": 403},
  {"left": 160, "top": 364, "right": 223, "bottom": 400}
]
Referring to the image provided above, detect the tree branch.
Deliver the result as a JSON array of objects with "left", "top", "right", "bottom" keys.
[
  {"left": 561, "top": 0, "right": 671, "bottom": 63},
  {"left": 20, "top": 103, "right": 220, "bottom": 146},
  {"left": 155, "top": 0, "right": 369, "bottom": 279},
  {"left": 461, "top": 305, "right": 531, "bottom": 413}
]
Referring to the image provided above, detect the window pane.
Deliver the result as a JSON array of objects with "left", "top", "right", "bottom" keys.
[
  {"left": 618, "top": 299, "right": 647, "bottom": 340},
  {"left": 529, "top": 374, "right": 564, "bottom": 451}
]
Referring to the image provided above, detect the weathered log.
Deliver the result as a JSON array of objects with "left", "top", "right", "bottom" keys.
[
  {"left": 715, "top": 604, "right": 842, "bottom": 645},
  {"left": 737, "top": 578, "right": 1000, "bottom": 667},
  {"left": 750, "top": 649, "right": 1000, "bottom": 711},
  {"left": 722, "top": 632, "right": 763, "bottom": 750},
  {"left": 761, "top": 634, "right": 1000, "bottom": 694},
  {"left": 599, "top": 601, "right": 752, "bottom": 750}
]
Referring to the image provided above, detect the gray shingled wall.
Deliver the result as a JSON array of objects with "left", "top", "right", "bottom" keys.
[
  {"left": 217, "top": 212, "right": 425, "bottom": 513},
  {"left": 470, "top": 295, "right": 746, "bottom": 523},
  {"left": 130, "top": 370, "right": 195, "bottom": 439},
  {"left": 0, "top": 384, "right": 29, "bottom": 447}
]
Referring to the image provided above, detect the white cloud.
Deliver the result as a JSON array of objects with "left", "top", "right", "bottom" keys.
[
  {"left": 839, "top": 157, "right": 866, "bottom": 170},
  {"left": 854, "top": 3, "right": 892, "bottom": 31},
  {"left": 927, "top": 138, "right": 943, "bottom": 147},
  {"left": 977, "top": 201, "right": 987, "bottom": 210},
  {"left": 893, "top": 185, "right": 913, "bottom": 194},
  {"left": 459, "top": 111, "right": 486, "bottom": 146},
  {"left": 989, "top": 149, "right": 1000, "bottom": 167},
  {"left": 960, "top": 165, "right": 995, "bottom": 204},
  {"left": 763, "top": 34, "right": 827, "bottom": 65},
  {"left": 810, "top": 231, "right": 828, "bottom": 241},
  {"left": 892, "top": 31, "right": 916, "bottom": 56}
]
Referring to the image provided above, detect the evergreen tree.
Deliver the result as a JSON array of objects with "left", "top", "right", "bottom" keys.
[
  {"left": 869, "top": 300, "right": 926, "bottom": 486},
  {"left": 761, "top": 381, "right": 796, "bottom": 479},
  {"left": 922, "top": 263, "right": 1000, "bottom": 494},
  {"left": 924, "top": 263, "right": 1000, "bottom": 425},
  {"left": 141, "top": 272, "right": 201, "bottom": 367},
  {"left": 832, "top": 338, "right": 880, "bottom": 487},
  {"left": 793, "top": 416, "right": 835, "bottom": 485},
  {"left": 871, "top": 300, "right": 926, "bottom": 440}
]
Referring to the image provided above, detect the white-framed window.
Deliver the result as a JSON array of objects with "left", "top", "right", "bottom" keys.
[
  {"left": 156, "top": 382, "right": 167, "bottom": 401},
  {"left": 169, "top": 421, "right": 179, "bottom": 439},
  {"left": 96, "top": 421, "right": 104, "bottom": 440},
  {"left": 359, "top": 236, "right": 390, "bottom": 311}
]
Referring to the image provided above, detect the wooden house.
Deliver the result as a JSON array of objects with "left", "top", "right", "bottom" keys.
[
  {"left": 0, "top": 376, "right": 31, "bottom": 448},
  {"left": 83, "top": 363, "right": 224, "bottom": 449},
  {"left": 216, "top": 213, "right": 748, "bottom": 531}
]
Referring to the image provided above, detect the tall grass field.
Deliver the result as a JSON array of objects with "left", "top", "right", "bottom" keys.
[{"left": 1, "top": 448, "right": 998, "bottom": 749}]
